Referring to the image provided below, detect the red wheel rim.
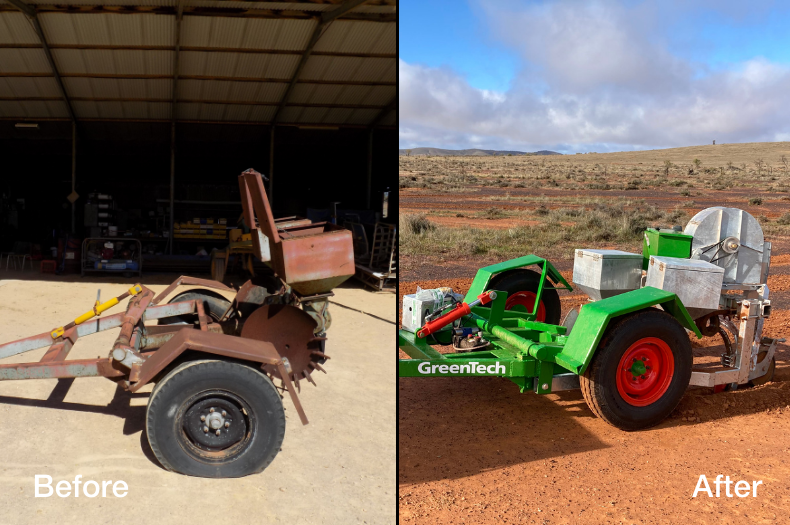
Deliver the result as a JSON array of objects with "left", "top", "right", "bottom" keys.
[
  {"left": 505, "top": 291, "right": 546, "bottom": 322},
  {"left": 615, "top": 337, "right": 674, "bottom": 407}
]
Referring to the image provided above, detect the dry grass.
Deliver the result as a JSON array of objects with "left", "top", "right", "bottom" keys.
[
  {"left": 399, "top": 141, "right": 790, "bottom": 194},
  {"left": 400, "top": 202, "right": 687, "bottom": 258},
  {"left": 399, "top": 142, "right": 790, "bottom": 258}
]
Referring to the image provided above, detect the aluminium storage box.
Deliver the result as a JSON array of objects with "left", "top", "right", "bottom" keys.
[
  {"left": 645, "top": 255, "right": 724, "bottom": 319},
  {"left": 573, "top": 249, "right": 643, "bottom": 301}
]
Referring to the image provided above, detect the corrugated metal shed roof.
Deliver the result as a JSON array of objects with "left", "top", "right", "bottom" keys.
[
  {"left": 312, "top": 20, "right": 395, "bottom": 54},
  {"left": 39, "top": 13, "right": 175, "bottom": 46},
  {"left": 0, "top": 10, "right": 39, "bottom": 43},
  {"left": 0, "top": 0, "right": 396, "bottom": 127},
  {"left": 181, "top": 16, "right": 315, "bottom": 50}
]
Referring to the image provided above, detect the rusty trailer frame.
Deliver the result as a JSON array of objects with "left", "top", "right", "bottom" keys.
[{"left": 0, "top": 278, "right": 308, "bottom": 425}]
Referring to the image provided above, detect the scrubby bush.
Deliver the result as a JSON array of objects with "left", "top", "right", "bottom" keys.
[{"left": 401, "top": 214, "right": 435, "bottom": 234}]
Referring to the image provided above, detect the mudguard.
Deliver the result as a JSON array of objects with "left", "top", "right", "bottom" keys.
[
  {"left": 554, "top": 286, "right": 702, "bottom": 375},
  {"left": 463, "top": 255, "right": 572, "bottom": 302}
]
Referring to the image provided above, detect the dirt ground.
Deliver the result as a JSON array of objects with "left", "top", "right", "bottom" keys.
[
  {"left": 399, "top": 144, "right": 790, "bottom": 524},
  {"left": 399, "top": 276, "right": 790, "bottom": 524},
  {"left": 0, "top": 270, "right": 395, "bottom": 525}
]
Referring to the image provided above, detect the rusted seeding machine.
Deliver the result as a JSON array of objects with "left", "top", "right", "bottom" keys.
[{"left": 0, "top": 169, "right": 355, "bottom": 478}]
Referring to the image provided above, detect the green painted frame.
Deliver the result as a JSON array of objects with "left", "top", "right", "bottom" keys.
[{"left": 398, "top": 255, "right": 702, "bottom": 396}]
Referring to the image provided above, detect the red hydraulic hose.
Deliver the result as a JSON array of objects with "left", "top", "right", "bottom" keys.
[{"left": 416, "top": 291, "right": 497, "bottom": 339}]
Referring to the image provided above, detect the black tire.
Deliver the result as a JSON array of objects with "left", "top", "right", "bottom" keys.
[
  {"left": 157, "top": 289, "right": 231, "bottom": 326},
  {"left": 488, "top": 269, "right": 561, "bottom": 325},
  {"left": 580, "top": 309, "right": 692, "bottom": 431},
  {"left": 146, "top": 359, "right": 286, "bottom": 478}
]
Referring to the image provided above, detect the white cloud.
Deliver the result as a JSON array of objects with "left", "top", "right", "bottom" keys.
[{"left": 399, "top": 0, "right": 790, "bottom": 152}]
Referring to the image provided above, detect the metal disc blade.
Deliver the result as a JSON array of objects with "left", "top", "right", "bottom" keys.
[{"left": 240, "top": 304, "right": 323, "bottom": 382}]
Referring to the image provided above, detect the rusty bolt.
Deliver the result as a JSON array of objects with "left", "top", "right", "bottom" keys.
[
  {"left": 209, "top": 408, "right": 215, "bottom": 413},
  {"left": 221, "top": 410, "right": 227, "bottom": 417},
  {"left": 200, "top": 415, "right": 206, "bottom": 422},
  {"left": 203, "top": 426, "right": 208, "bottom": 433},
  {"left": 215, "top": 430, "right": 221, "bottom": 436},
  {"left": 224, "top": 422, "right": 230, "bottom": 428}
]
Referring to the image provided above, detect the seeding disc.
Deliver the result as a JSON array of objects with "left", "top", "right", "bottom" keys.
[{"left": 240, "top": 304, "right": 327, "bottom": 386}]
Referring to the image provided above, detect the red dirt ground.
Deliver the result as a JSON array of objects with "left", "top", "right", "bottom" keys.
[
  {"left": 426, "top": 216, "right": 544, "bottom": 230},
  {"left": 399, "top": 275, "right": 790, "bottom": 524}
]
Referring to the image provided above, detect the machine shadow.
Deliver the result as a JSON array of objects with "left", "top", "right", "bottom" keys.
[
  {"left": 0, "top": 379, "right": 154, "bottom": 442},
  {"left": 398, "top": 376, "right": 610, "bottom": 485}
]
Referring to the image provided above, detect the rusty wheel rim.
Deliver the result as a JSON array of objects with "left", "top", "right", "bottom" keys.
[{"left": 177, "top": 390, "right": 254, "bottom": 462}]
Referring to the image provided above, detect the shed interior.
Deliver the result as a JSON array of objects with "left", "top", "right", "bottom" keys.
[{"left": 0, "top": 0, "right": 396, "bottom": 277}]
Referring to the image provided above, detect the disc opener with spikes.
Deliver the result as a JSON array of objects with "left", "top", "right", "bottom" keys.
[{"left": 240, "top": 304, "right": 328, "bottom": 390}]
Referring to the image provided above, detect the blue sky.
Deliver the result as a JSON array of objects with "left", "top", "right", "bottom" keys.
[
  {"left": 399, "top": 0, "right": 790, "bottom": 153},
  {"left": 398, "top": 0, "right": 520, "bottom": 93}
]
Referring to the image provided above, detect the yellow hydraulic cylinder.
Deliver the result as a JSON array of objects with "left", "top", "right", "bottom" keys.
[{"left": 51, "top": 284, "right": 142, "bottom": 339}]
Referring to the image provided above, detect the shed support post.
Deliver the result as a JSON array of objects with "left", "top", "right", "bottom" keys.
[
  {"left": 71, "top": 120, "right": 76, "bottom": 234},
  {"left": 268, "top": 125, "right": 275, "bottom": 206},
  {"left": 366, "top": 128, "right": 373, "bottom": 209},
  {"left": 169, "top": 121, "right": 175, "bottom": 255}
]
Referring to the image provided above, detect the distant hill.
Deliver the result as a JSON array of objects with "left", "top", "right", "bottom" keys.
[{"left": 399, "top": 147, "right": 561, "bottom": 156}]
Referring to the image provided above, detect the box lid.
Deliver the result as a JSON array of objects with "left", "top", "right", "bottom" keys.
[
  {"left": 576, "top": 249, "right": 642, "bottom": 260},
  {"left": 650, "top": 255, "right": 724, "bottom": 273},
  {"left": 645, "top": 228, "right": 694, "bottom": 240}
]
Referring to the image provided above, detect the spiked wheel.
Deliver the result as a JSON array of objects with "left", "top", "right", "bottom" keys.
[{"left": 240, "top": 304, "right": 328, "bottom": 390}]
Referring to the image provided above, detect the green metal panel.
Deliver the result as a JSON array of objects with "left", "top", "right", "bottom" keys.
[
  {"left": 398, "top": 358, "right": 532, "bottom": 378},
  {"left": 399, "top": 331, "right": 446, "bottom": 360},
  {"left": 553, "top": 286, "right": 701, "bottom": 375},
  {"left": 464, "top": 255, "right": 572, "bottom": 302},
  {"left": 642, "top": 228, "right": 693, "bottom": 270}
]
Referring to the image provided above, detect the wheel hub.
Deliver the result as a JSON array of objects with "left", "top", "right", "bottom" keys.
[
  {"left": 616, "top": 338, "right": 675, "bottom": 407},
  {"left": 505, "top": 291, "right": 546, "bottom": 322},
  {"left": 183, "top": 394, "right": 247, "bottom": 451}
]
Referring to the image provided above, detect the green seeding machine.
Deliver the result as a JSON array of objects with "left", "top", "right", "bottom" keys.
[{"left": 399, "top": 207, "right": 780, "bottom": 430}]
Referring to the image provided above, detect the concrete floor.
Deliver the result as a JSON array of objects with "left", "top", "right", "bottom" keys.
[{"left": 0, "top": 271, "right": 395, "bottom": 525}]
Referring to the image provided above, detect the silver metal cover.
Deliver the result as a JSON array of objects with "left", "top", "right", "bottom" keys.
[
  {"left": 684, "top": 207, "right": 765, "bottom": 284},
  {"left": 645, "top": 255, "right": 724, "bottom": 318},
  {"left": 573, "top": 249, "right": 643, "bottom": 301}
]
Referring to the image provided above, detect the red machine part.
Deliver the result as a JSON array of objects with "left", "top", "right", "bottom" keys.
[
  {"left": 505, "top": 291, "right": 547, "bottom": 322},
  {"left": 615, "top": 337, "right": 675, "bottom": 407},
  {"left": 416, "top": 291, "right": 496, "bottom": 339}
]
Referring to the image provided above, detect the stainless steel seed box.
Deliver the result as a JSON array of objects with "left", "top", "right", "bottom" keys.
[
  {"left": 573, "top": 249, "right": 643, "bottom": 301},
  {"left": 645, "top": 256, "right": 724, "bottom": 319}
]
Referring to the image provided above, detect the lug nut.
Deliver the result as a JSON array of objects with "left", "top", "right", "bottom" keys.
[
  {"left": 200, "top": 415, "right": 206, "bottom": 422},
  {"left": 221, "top": 411, "right": 227, "bottom": 417},
  {"left": 203, "top": 426, "right": 209, "bottom": 433},
  {"left": 641, "top": 375, "right": 646, "bottom": 379},
  {"left": 215, "top": 430, "right": 221, "bottom": 436},
  {"left": 209, "top": 408, "right": 215, "bottom": 413},
  {"left": 224, "top": 422, "right": 230, "bottom": 428}
]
